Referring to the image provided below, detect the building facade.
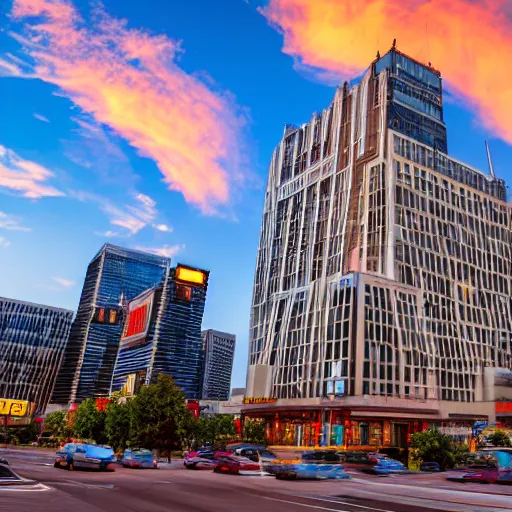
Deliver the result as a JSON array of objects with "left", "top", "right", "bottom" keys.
[
  {"left": 51, "top": 244, "right": 170, "bottom": 404},
  {"left": 0, "top": 297, "right": 73, "bottom": 415},
  {"left": 244, "top": 46, "right": 512, "bottom": 448},
  {"left": 111, "top": 264, "right": 209, "bottom": 399},
  {"left": 201, "top": 329, "right": 236, "bottom": 400}
]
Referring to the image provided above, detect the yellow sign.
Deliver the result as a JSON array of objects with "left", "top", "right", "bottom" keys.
[
  {"left": 242, "top": 397, "right": 277, "bottom": 405},
  {"left": 176, "top": 266, "right": 206, "bottom": 285},
  {"left": 0, "top": 398, "right": 32, "bottom": 417}
]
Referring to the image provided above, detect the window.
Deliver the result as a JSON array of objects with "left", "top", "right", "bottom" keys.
[{"left": 175, "top": 284, "right": 192, "bottom": 301}]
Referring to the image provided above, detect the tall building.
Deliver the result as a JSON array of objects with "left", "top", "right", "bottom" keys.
[
  {"left": 244, "top": 46, "right": 512, "bottom": 448},
  {"left": 0, "top": 297, "right": 73, "bottom": 415},
  {"left": 51, "top": 244, "right": 170, "bottom": 404},
  {"left": 111, "top": 264, "right": 209, "bottom": 399},
  {"left": 201, "top": 329, "right": 236, "bottom": 400}
]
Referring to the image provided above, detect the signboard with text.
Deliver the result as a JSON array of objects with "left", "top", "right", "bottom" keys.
[
  {"left": 242, "top": 397, "right": 277, "bottom": 405},
  {"left": 0, "top": 398, "right": 33, "bottom": 417}
]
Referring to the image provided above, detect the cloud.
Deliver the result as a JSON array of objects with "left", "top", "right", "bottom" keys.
[
  {"left": 0, "top": 211, "right": 31, "bottom": 231},
  {"left": 34, "top": 113, "right": 50, "bottom": 122},
  {"left": 0, "top": 236, "right": 11, "bottom": 248},
  {"left": 261, "top": 0, "right": 512, "bottom": 144},
  {"left": 153, "top": 223, "right": 172, "bottom": 233},
  {"left": 8, "top": 0, "right": 245, "bottom": 214},
  {"left": 94, "top": 230, "right": 121, "bottom": 238},
  {"left": 52, "top": 276, "right": 75, "bottom": 288},
  {"left": 0, "top": 144, "right": 64, "bottom": 198},
  {"left": 135, "top": 243, "right": 185, "bottom": 258}
]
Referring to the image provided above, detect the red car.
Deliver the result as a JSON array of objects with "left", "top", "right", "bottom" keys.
[
  {"left": 214, "top": 455, "right": 262, "bottom": 476},
  {"left": 447, "top": 459, "right": 500, "bottom": 484}
]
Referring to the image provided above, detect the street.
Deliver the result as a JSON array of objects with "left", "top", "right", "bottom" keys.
[{"left": 1, "top": 449, "right": 511, "bottom": 512}]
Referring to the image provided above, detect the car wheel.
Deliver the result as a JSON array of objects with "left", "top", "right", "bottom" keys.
[
  {"left": 53, "top": 461, "right": 60, "bottom": 468},
  {"left": 68, "top": 461, "right": 74, "bottom": 471}
]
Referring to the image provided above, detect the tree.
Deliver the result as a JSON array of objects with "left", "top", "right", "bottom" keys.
[
  {"left": 73, "top": 398, "right": 106, "bottom": 444},
  {"left": 243, "top": 420, "right": 267, "bottom": 445},
  {"left": 130, "top": 374, "right": 192, "bottom": 460},
  {"left": 409, "top": 428, "right": 458, "bottom": 470},
  {"left": 487, "top": 429, "right": 512, "bottom": 447},
  {"left": 44, "top": 411, "right": 71, "bottom": 444},
  {"left": 191, "top": 415, "right": 237, "bottom": 448},
  {"left": 105, "top": 400, "right": 132, "bottom": 451}
]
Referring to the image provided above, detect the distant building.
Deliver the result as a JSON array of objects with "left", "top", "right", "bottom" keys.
[
  {"left": 111, "top": 264, "right": 209, "bottom": 399},
  {"left": 51, "top": 244, "right": 170, "bottom": 404},
  {"left": 201, "top": 329, "right": 236, "bottom": 400},
  {"left": 0, "top": 297, "right": 73, "bottom": 414}
]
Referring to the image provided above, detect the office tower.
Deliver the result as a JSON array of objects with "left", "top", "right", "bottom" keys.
[
  {"left": 111, "top": 264, "right": 209, "bottom": 399},
  {"left": 201, "top": 329, "right": 236, "bottom": 400},
  {"left": 0, "top": 297, "right": 73, "bottom": 414},
  {"left": 51, "top": 244, "right": 170, "bottom": 404},
  {"left": 244, "top": 45, "right": 512, "bottom": 448}
]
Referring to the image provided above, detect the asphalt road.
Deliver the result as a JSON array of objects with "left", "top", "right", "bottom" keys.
[{"left": 1, "top": 448, "right": 511, "bottom": 512}]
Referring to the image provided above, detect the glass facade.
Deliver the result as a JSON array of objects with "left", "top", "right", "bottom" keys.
[
  {"left": 51, "top": 244, "right": 169, "bottom": 404},
  {"left": 0, "top": 297, "right": 73, "bottom": 414},
  {"left": 111, "top": 265, "right": 209, "bottom": 399},
  {"left": 201, "top": 329, "right": 236, "bottom": 400}
]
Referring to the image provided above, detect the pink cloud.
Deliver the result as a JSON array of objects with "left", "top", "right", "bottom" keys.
[
  {"left": 0, "top": 144, "right": 64, "bottom": 198},
  {"left": 8, "top": 0, "right": 244, "bottom": 214}
]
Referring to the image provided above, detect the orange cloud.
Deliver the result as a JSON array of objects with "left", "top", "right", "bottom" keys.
[
  {"left": 262, "top": 0, "right": 512, "bottom": 143},
  {"left": 9, "top": 0, "right": 243, "bottom": 213}
]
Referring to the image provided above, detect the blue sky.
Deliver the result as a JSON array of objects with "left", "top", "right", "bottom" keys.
[{"left": 1, "top": 0, "right": 511, "bottom": 388}]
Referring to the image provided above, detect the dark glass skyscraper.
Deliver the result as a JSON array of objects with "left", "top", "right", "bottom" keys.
[
  {"left": 51, "top": 244, "right": 169, "bottom": 404},
  {"left": 0, "top": 297, "right": 73, "bottom": 414},
  {"left": 111, "top": 264, "right": 209, "bottom": 399},
  {"left": 201, "top": 329, "right": 235, "bottom": 400}
]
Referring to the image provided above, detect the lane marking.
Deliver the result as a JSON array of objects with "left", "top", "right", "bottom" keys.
[
  {"left": 0, "top": 483, "right": 50, "bottom": 492},
  {"left": 307, "top": 496, "right": 395, "bottom": 512},
  {"left": 263, "top": 495, "right": 367, "bottom": 511}
]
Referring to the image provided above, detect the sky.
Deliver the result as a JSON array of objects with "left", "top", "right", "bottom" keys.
[{"left": 1, "top": 0, "right": 512, "bottom": 389}]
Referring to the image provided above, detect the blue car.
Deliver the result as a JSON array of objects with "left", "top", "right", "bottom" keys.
[
  {"left": 54, "top": 443, "right": 116, "bottom": 471},
  {"left": 362, "top": 458, "right": 407, "bottom": 475},
  {"left": 122, "top": 449, "right": 157, "bottom": 469},
  {"left": 275, "top": 463, "right": 351, "bottom": 480}
]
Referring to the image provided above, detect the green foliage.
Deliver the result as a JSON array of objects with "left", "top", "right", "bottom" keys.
[
  {"left": 129, "top": 374, "right": 191, "bottom": 453},
  {"left": 410, "top": 428, "right": 458, "bottom": 470},
  {"left": 105, "top": 400, "right": 132, "bottom": 451},
  {"left": 10, "top": 423, "right": 38, "bottom": 445},
  {"left": 452, "top": 442, "right": 471, "bottom": 466},
  {"left": 243, "top": 421, "right": 267, "bottom": 445},
  {"left": 487, "top": 428, "right": 512, "bottom": 447},
  {"left": 44, "top": 411, "right": 71, "bottom": 443},
  {"left": 192, "top": 415, "right": 237, "bottom": 448},
  {"left": 73, "top": 399, "right": 106, "bottom": 444}
]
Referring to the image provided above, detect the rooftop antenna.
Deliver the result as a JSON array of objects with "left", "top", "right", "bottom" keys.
[
  {"left": 392, "top": 38, "right": 397, "bottom": 50},
  {"left": 485, "top": 140, "right": 497, "bottom": 179}
]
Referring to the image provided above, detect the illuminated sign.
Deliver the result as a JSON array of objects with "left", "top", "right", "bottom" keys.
[
  {"left": 176, "top": 266, "right": 206, "bottom": 286},
  {"left": 242, "top": 397, "right": 277, "bottom": 405},
  {"left": 120, "top": 291, "right": 155, "bottom": 349},
  {"left": 0, "top": 398, "right": 33, "bottom": 417},
  {"left": 496, "top": 402, "right": 512, "bottom": 416},
  {"left": 92, "top": 307, "right": 120, "bottom": 325}
]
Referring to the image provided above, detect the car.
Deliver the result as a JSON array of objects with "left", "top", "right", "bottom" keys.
[
  {"left": 447, "top": 463, "right": 500, "bottom": 484},
  {"left": 302, "top": 450, "right": 343, "bottom": 464},
  {"left": 214, "top": 455, "right": 262, "bottom": 475},
  {"left": 184, "top": 450, "right": 230, "bottom": 469},
  {"left": 121, "top": 449, "right": 157, "bottom": 469},
  {"left": 420, "top": 462, "right": 441, "bottom": 472},
  {"left": 231, "top": 446, "right": 278, "bottom": 465},
  {"left": 497, "top": 469, "right": 512, "bottom": 485},
  {"left": 54, "top": 443, "right": 116, "bottom": 471},
  {"left": 361, "top": 458, "right": 407, "bottom": 475},
  {"left": 342, "top": 451, "right": 373, "bottom": 464},
  {"left": 275, "top": 463, "right": 351, "bottom": 480}
]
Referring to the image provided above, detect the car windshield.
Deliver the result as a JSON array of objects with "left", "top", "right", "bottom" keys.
[{"left": 85, "top": 445, "right": 114, "bottom": 458}]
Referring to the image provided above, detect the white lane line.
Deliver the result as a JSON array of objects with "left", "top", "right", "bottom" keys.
[
  {"left": 0, "top": 483, "right": 50, "bottom": 492},
  {"left": 307, "top": 496, "right": 395, "bottom": 512},
  {"left": 262, "top": 495, "right": 358, "bottom": 511}
]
